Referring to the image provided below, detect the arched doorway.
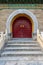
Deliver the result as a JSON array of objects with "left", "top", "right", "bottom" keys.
[
  {"left": 6, "top": 9, "right": 38, "bottom": 39},
  {"left": 12, "top": 16, "right": 32, "bottom": 38}
]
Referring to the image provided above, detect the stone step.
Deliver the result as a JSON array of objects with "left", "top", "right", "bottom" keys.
[
  {"left": 6, "top": 43, "right": 39, "bottom": 45},
  {"left": 7, "top": 38, "right": 37, "bottom": 42},
  {"left": 2, "top": 50, "right": 43, "bottom": 54},
  {"left": 0, "top": 56, "right": 43, "bottom": 60},
  {"left": 7, "top": 40, "right": 38, "bottom": 43},
  {"left": 3, "top": 60, "right": 43, "bottom": 65},
  {"left": 1, "top": 51, "right": 43, "bottom": 57},
  {"left": 4, "top": 47, "right": 41, "bottom": 50},
  {"left": 0, "top": 40, "right": 43, "bottom": 57},
  {"left": 1, "top": 54, "right": 43, "bottom": 57},
  {"left": 3, "top": 48, "right": 41, "bottom": 52},
  {"left": 5, "top": 44, "right": 39, "bottom": 47},
  {"left": 3, "top": 48, "right": 41, "bottom": 51},
  {"left": 6, "top": 41, "right": 38, "bottom": 46}
]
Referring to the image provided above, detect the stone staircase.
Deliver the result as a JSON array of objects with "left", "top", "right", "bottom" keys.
[
  {"left": 0, "top": 40, "right": 43, "bottom": 57},
  {"left": 0, "top": 40, "right": 43, "bottom": 65}
]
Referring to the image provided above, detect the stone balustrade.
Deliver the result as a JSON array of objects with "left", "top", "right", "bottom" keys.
[
  {"left": 37, "top": 29, "right": 43, "bottom": 48},
  {"left": 0, "top": 30, "right": 7, "bottom": 50}
]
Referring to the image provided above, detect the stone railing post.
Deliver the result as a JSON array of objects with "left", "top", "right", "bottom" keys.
[{"left": 0, "top": 32, "right": 5, "bottom": 50}]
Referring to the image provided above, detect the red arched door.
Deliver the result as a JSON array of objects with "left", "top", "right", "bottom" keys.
[{"left": 12, "top": 16, "right": 32, "bottom": 38}]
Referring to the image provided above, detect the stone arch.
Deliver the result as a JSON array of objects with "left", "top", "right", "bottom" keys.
[{"left": 6, "top": 9, "right": 38, "bottom": 36}]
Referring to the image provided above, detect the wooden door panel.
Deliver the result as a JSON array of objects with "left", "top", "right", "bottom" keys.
[{"left": 12, "top": 16, "right": 32, "bottom": 38}]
